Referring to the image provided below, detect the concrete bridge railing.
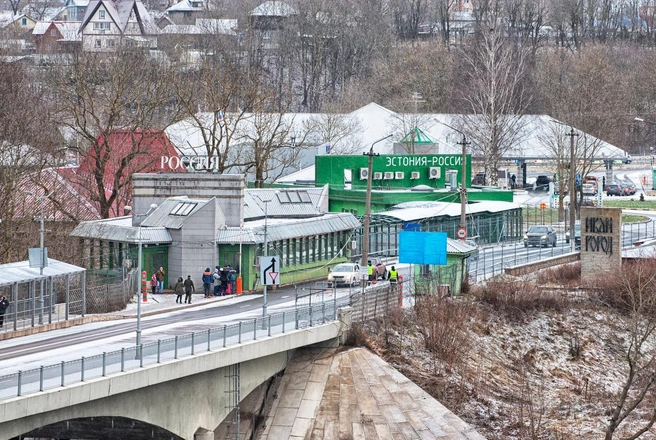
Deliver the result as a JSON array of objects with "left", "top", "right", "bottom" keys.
[{"left": 0, "top": 305, "right": 354, "bottom": 440}]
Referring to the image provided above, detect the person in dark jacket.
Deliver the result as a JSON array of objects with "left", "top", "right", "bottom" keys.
[
  {"left": 219, "top": 268, "right": 229, "bottom": 295},
  {"left": 174, "top": 277, "right": 184, "bottom": 303},
  {"left": 183, "top": 275, "right": 195, "bottom": 304},
  {"left": 0, "top": 295, "right": 9, "bottom": 328},
  {"left": 202, "top": 268, "right": 213, "bottom": 298}
]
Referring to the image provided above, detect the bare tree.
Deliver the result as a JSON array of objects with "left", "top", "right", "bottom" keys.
[
  {"left": 458, "top": 27, "right": 532, "bottom": 185},
  {"left": 0, "top": 62, "right": 58, "bottom": 263},
  {"left": 172, "top": 55, "right": 258, "bottom": 173},
  {"left": 303, "top": 112, "right": 363, "bottom": 154},
  {"left": 47, "top": 51, "right": 181, "bottom": 219},
  {"left": 594, "top": 259, "right": 656, "bottom": 440},
  {"left": 236, "top": 105, "right": 310, "bottom": 187}
]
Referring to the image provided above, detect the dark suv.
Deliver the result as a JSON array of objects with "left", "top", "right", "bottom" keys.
[
  {"left": 606, "top": 183, "right": 623, "bottom": 196},
  {"left": 535, "top": 175, "right": 551, "bottom": 191}
]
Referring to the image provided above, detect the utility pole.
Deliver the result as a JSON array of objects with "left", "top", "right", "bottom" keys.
[
  {"left": 566, "top": 127, "right": 579, "bottom": 253},
  {"left": 458, "top": 134, "right": 470, "bottom": 239},
  {"left": 434, "top": 119, "right": 470, "bottom": 241},
  {"left": 362, "top": 134, "right": 392, "bottom": 266}
]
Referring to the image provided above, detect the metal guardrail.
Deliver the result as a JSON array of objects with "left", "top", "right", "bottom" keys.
[{"left": 0, "top": 301, "right": 344, "bottom": 401}]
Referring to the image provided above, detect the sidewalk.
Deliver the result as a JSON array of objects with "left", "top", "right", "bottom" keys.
[
  {"left": 0, "top": 291, "right": 242, "bottom": 341},
  {"left": 119, "top": 290, "right": 238, "bottom": 318}
]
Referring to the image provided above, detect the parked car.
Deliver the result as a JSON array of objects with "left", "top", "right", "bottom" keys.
[
  {"left": 535, "top": 175, "right": 551, "bottom": 191},
  {"left": 619, "top": 181, "right": 635, "bottom": 196},
  {"left": 606, "top": 183, "right": 623, "bottom": 196},
  {"left": 327, "top": 263, "right": 361, "bottom": 287},
  {"left": 363, "top": 257, "right": 387, "bottom": 280},
  {"left": 582, "top": 182, "right": 597, "bottom": 195},
  {"left": 523, "top": 225, "right": 557, "bottom": 247},
  {"left": 565, "top": 223, "right": 581, "bottom": 249},
  {"left": 471, "top": 173, "right": 486, "bottom": 185}
]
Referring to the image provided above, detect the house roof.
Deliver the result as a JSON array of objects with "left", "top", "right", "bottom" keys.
[
  {"left": 32, "top": 21, "right": 50, "bottom": 34},
  {"left": 216, "top": 212, "right": 361, "bottom": 244},
  {"left": 0, "top": 259, "right": 86, "bottom": 287},
  {"left": 141, "top": 196, "right": 210, "bottom": 229},
  {"left": 70, "top": 215, "right": 172, "bottom": 244},
  {"left": 250, "top": 1, "right": 297, "bottom": 17},
  {"left": 160, "top": 18, "right": 237, "bottom": 35},
  {"left": 67, "top": 129, "right": 183, "bottom": 218},
  {"left": 167, "top": 0, "right": 203, "bottom": 12},
  {"left": 16, "top": 167, "right": 102, "bottom": 222},
  {"left": 244, "top": 187, "right": 328, "bottom": 219},
  {"left": 447, "top": 238, "right": 477, "bottom": 255},
  {"left": 166, "top": 103, "right": 630, "bottom": 163},
  {"left": 80, "top": 0, "right": 154, "bottom": 34},
  {"left": 372, "top": 200, "right": 521, "bottom": 223},
  {"left": 55, "top": 21, "right": 82, "bottom": 40}
]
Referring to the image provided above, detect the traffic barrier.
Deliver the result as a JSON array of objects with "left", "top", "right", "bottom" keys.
[
  {"left": 141, "top": 271, "right": 148, "bottom": 302},
  {"left": 237, "top": 277, "right": 243, "bottom": 295},
  {"left": 398, "top": 275, "right": 403, "bottom": 306}
]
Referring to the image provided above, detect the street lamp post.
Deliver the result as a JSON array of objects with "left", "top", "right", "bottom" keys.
[
  {"left": 566, "top": 128, "right": 579, "bottom": 253},
  {"left": 362, "top": 134, "right": 392, "bottom": 267},
  {"left": 262, "top": 198, "right": 270, "bottom": 321},
  {"left": 26, "top": 191, "right": 54, "bottom": 325},
  {"left": 132, "top": 203, "right": 158, "bottom": 353},
  {"left": 434, "top": 119, "right": 470, "bottom": 240}
]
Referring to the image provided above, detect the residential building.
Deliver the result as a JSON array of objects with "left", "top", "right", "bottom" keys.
[
  {"left": 33, "top": 21, "right": 82, "bottom": 53},
  {"left": 79, "top": 0, "right": 158, "bottom": 52}
]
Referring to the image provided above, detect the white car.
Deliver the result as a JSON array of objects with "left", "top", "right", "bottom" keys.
[{"left": 327, "top": 263, "right": 361, "bottom": 287}]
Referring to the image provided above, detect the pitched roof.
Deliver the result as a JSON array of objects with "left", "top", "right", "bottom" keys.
[
  {"left": 167, "top": 0, "right": 203, "bottom": 12},
  {"left": 80, "top": 0, "right": 154, "bottom": 34},
  {"left": 160, "top": 18, "right": 237, "bottom": 35},
  {"left": 250, "top": 1, "right": 297, "bottom": 17}
]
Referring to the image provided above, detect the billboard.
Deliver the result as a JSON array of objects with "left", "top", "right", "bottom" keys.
[{"left": 399, "top": 231, "right": 447, "bottom": 265}]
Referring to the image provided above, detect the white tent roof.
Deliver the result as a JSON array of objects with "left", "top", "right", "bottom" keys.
[{"left": 0, "top": 259, "right": 86, "bottom": 287}]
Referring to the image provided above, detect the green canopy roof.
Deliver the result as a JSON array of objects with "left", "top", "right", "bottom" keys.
[{"left": 400, "top": 127, "right": 434, "bottom": 144}]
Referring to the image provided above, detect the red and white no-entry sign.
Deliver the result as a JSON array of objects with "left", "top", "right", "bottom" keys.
[{"left": 457, "top": 228, "right": 467, "bottom": 239}]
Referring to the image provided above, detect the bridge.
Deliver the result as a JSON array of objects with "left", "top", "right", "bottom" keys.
[{"left": 0, "top": 307, "right": 351, "bottom": 440}]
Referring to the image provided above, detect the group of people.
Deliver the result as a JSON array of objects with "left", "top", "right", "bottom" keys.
[
  {"left": 202, "top": 265, "right": 237, "bottom": 298},
  {"left": 174, "top": 275, "right": 196, "bottom": 304},
  {"left": 150, "top": 267, "right": 166, "bottom": 295}
]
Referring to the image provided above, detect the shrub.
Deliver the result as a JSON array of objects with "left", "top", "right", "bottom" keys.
[
  {"left": 536, "top": 262, "right": 581, "bottom": 286},
  {"left": 414, "top": 294, "right": 472, "bottom": 366},
  {"left": 474, "top": 276, "right": 568, "bottom": 320},
  {"left": 589, "top": 259, "right": 656, "bottom": 315}
]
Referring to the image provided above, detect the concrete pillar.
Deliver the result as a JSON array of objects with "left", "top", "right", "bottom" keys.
[
  {"left": 338, "top": 306, "right": 353, "bottom": 345},
  {"left": 194, "top": 428, "right": 214, "bottom": 440}
]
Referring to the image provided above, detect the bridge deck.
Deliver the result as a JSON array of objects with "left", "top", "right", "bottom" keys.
[{"left": 258, "top": 347, "right": 484, "bottom": 440}]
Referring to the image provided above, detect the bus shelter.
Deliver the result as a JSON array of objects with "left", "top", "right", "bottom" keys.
[{"left": 0, "top": 259, "right": 86, "bottom": 333}]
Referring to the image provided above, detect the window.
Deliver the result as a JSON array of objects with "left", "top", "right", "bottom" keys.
[
  {"left": 170, "top": 202, "right": 197, "bottom": 216},
  {"left": 51, "top": 29, "right": 57, "bottom": 36},
  {"left": 21, "top": 18, "right": 27, "bottom": 25},
  {"left": 95, "top": 39, "right": 101, "bottom": 48},
  {"left": 93, "top": 22, "right": 110, "bottom": 30},
  {"left": 277, "top": 190, "right": 312, "bottom": 204},
  {"left": 99, "top": 10, "right": 105, "bottom": 18},
  {"left": 107, "top": 39, "right": 115, "bottom": 47}
]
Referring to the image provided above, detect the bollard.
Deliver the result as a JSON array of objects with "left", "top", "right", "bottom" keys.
[
  {"left": 237, "top": 276, "right": 243, "bottom": 295},
  {"left": 398, "top": 275, "right": 404, "bottom": 307},
  {"left": 141, "top": 270, "right": 148, "bottom": 302}
]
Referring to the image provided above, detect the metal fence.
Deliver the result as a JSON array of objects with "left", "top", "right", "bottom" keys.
[{"left": 0, "top": 301, "right": 344, "bottom": 401}]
